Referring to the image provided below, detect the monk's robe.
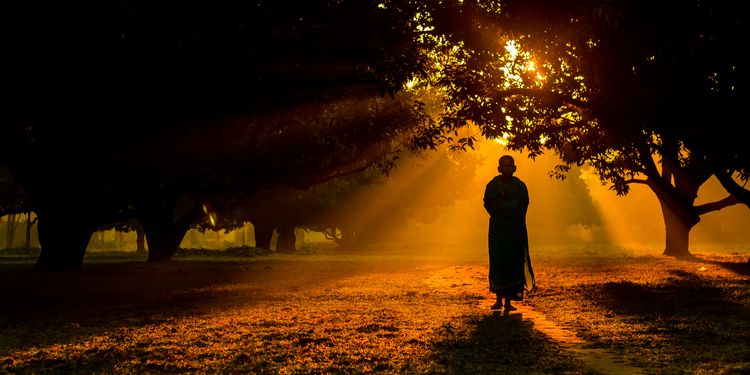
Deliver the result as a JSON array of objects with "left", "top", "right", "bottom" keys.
[{"left": 483, "top": 175, "right": 535, "bottom": 300}]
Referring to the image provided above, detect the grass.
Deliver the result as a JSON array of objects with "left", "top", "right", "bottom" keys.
[{"left": 0, "top": 245, "right": 748, "bottom": 374}]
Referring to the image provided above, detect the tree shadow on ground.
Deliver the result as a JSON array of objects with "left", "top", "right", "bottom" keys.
[
  {"left": 669, "top": 254, "right": 750, "bottom": 277},
  {"left": 430, "top": 312, "right": 590, "bottom": 374},
  {"left": 582, "top": 269, "right": 750, "bottom": 371},
  {"left": 0, "top": 258, "right": 421, "bottom": 355}
]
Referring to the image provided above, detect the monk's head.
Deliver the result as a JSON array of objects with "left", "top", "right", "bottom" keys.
[{"left": 498, "top": 155, "right": 516, "bottom": 177}]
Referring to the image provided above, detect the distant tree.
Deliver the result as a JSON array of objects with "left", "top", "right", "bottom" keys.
[
  {"left": 296, "top": 147, "right": 482, "bottom": 248},
  {"left": 0, "top": 162, "right": 29, "bottom": 218},
  {"left": 23, "top": 212, "right": 38, "bottom": 251}
]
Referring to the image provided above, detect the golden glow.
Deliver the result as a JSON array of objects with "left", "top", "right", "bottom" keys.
[
  {"left": 203, "top": 203, "right": 217, "bottom": 227},
  {"left": 499, "top": 40, "right": 544, "bottom": 87},
  {"left": 405, "top": 77, "right": 418, "bottom": 90},
  {"left": 505, "top": 41, "right": 519, "bottom": 59},
  {"left": 74, "top": 139, "right": 750, "bottom": 255},
  {"left": 493, "top": 132, "right": 510, "bottom": 146}
]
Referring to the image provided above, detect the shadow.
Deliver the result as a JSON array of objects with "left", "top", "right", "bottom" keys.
[
  {"left": 664, "top": 254, "right": 750, "bottom": 277},
  {"left": 709, "top": 260, "right": 750, "bottom": 277},
  {"left": 581, "top": 270, "right": 750, "bottom": 369},
  {"left": 430, "top": 313, "right": 586, "bottom": 374},
  {"left": 0, "top": 258, "right": 421, "bottom": 356}
]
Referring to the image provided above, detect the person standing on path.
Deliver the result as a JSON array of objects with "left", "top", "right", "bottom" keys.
[{"left": 483, "top": 155, "right": 535, "bottom": 311}]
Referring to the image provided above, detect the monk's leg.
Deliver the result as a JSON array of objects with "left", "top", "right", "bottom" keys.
[{"left": 490, "top": 293, "right": 503, "bottom": 309}]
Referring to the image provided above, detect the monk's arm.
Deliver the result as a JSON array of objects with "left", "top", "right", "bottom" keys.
[
  {"left": 520, "top": 182, "right": 529, "bottom": 215},
  {"left": 483, "top": 182, "right": 503, "bottom": 215}
]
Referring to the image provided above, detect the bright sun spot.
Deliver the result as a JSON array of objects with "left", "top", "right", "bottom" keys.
[
  {"left": 505, "top": 41, "right": 519, "bottom": 59},
  {"left": 494, "top": 132, "right": 510, "bottom": 146}
]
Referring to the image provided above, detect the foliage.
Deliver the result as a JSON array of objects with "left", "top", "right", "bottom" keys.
[
  {"left": 0, "top": 163, "right": 29, "bottom": 217},
  {"left": 0, "top": 0, "right": 444, "bottom": 266},
  {"left": 402, "top": 0, "right": 750, "bottom": 255}
]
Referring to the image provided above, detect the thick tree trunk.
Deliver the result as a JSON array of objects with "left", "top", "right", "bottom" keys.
[
  {"left": 135, "top": 225, "right": 146, "bottom": 253},
  {"left": 659, "top": 200, "right": 696, "bottom": 257},
  {"left": 139, "top": 198, "right": 191, "bottom": 261},
  {"left": 34, "top": 212, "right": 94, "bottom": 270},
  {"left": 141, "top": 218, "right": 189, "bottom": 261},
  {"left": 253, "top": 220, "right": 275, "bottom": 250},
  {"left": 276, "top": 224, "right": 296, "bottom": 253}
]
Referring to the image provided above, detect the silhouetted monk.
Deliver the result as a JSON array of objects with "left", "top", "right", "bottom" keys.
[{"left": 483, "top": 155, "right": 535, "bottom": 311}]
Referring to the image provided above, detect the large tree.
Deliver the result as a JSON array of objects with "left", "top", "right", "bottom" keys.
[
  {"left": 0, "top": 0, "right": 436, "bottom": 269},
  {"left": 413, "top": 0, "right": 749, "bottom": 256}
]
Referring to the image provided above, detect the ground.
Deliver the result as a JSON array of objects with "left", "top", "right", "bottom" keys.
[{"left": 0, "top": 245, "right": 748, "bottom": 374}]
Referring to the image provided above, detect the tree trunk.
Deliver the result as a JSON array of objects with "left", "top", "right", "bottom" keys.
[
  {"left": 139, "top": 199, "right": 191, "bottom": 261},
  {"left": 141, "top": 218, "right": 189, "bottom": 261},
  {"left": 116, "top": 230, "right": 123, "bottom": 249},
  {"left": 340, "top": 227, "right": 357, "bottom": 250},
  {"left": 253, "top": 220, "right": 275, "bottom": 250},
  {"left": 276, "top": 224, "right": 297, "bottom": 253},
  {"left": 5, "top": 214, "right": 19, "bottom": 249},
  {"left": 135, "top": 224, "right": 146, "bottom": 253},
  {"left": 34, "top": 211, "right": 94, "bottom": 270},
  {"left": 24, "top": 212, "right": 37, "bottom": 250},
  {"left": 660, "top": 200, "right": 696, "bottom": 257}
]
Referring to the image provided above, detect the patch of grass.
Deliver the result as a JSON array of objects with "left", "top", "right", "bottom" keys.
[
  {"left": 526, "top": 253, "right": 750, "bottom": 374},
  {"left": 1, "top": 247, "right": 748, "bottom": 373},
  {"left": 0, "top": 256, "right": 592, "bottom": 374}
]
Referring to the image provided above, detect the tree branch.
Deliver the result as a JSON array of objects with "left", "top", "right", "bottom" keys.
[
  {"left": 321, "top": 228, "right": 342, "bottom": 244},
  {"left": 694, "top": 195, "right": 741, "bottom": 216},
  {"left": 625, "top": 178, "right": 649, "bottom": 185},
  {"left": 494, "top": 88, "right": 591, "bottom": 109},
  {"left": 714, "top": 170, "right": 750, "bottom": 208}
]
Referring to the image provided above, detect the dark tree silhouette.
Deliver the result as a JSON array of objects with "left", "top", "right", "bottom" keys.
[
  {"left": 0, "top": 1, "right": 436, "bottom": 268},
  {"left": 416, "top": 0, "right": 750, "bottom": 256}
]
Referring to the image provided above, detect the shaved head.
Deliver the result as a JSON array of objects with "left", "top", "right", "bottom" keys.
[{"left": 498, "top": 155, "right": 515, "bottom": 167}]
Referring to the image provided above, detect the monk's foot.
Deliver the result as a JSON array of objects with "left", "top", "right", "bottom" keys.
[
  {"left": 504, "top": 304, "right": 517, "bottom": 311},
  {"left": 490, "top": 301, "right": 503, "bottom": 310}
]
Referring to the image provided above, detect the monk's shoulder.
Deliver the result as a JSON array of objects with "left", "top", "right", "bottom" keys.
[
  {"left": 512, "top": 176, "right": 527, "bottom": 188},
  {"left": 486, "top": 175, "right": 502, "bottom": 188}
]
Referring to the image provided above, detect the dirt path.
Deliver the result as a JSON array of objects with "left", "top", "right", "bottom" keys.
[{"left": 427, "top": 265, "right": 645, "bottom": 375}]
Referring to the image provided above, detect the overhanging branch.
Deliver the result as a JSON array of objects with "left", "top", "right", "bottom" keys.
[
  {"left": 715, "top": 170, "right": 750, "bottom": 208},
  {"left": 625, "top": 178, "right": 649, "bottom": 185},
  {"left": 694, "top": 195, "right": 741, "bottom": 215}
]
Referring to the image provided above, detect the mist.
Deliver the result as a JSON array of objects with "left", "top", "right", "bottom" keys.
[{"left": 3, "top": 140, "right": 747, "bottom": 257}]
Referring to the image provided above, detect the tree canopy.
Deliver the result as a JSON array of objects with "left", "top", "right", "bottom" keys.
[
  {"left": 410, "top": 0, "right": 750, "bottom": 255},
  {"left": 0, "top": 0, "right": 438, "bottom": 268},
  {"left": 2, "top": 0, "right": 749, "bottom": 267}
]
